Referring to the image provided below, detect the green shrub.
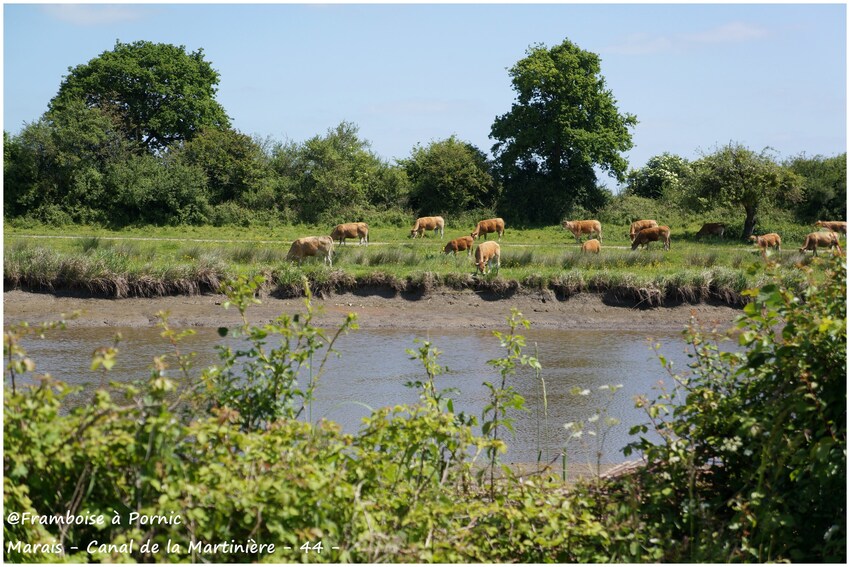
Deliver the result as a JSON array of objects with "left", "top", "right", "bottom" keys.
[{"left": 624, "top": 254, "right": 846, "bottom": 561}]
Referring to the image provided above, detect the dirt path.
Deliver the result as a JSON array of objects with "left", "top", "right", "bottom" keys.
[{"left": 4, "top": 289, "right": 742, "bottom": 332}]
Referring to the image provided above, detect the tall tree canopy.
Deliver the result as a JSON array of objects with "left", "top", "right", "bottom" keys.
[
  {"left": 490, "top": 39, "right": 636, "bottom": 224},
  {"left": 48, "top": 40, "right": 230, "bottom": 153},
  {"left": 691, "top": 143, "right": 803, "bottom": 239}
]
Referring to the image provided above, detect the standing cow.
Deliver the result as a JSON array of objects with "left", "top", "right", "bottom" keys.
[
  {"left": 561, "top": 220, "right": 602, "bottom": 243},
  {"left": 632, "top": 226, "right": 671, "bottom": 251},
  {"left": 444, "top": 235, "right": 474, "bottom": 257},
  {"left": 799, "top": 231, "right": 842, "bottom": 256},
  {"left": 471, "top": 218, "right": 505, "bottom": 241},
  {"left": 629, "top": 219, "right": 658, "bottom": 242},
  {"left": 330, "top": 222, "right": 369, "bottom": 246},
  {"left": 749, "top": 233, "right": 782, "bottom": 252},
  {"left": 286, "top": 236, "right": 335, "bottom": 267},
  {"left": 410, "top": 216, "right": 445, "bottom": 239},
  {"left": 474, "top": 241, "right": 501, "bottom": 274}
]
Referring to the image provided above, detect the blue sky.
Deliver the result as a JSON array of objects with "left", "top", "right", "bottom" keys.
[{"left": 3, "top": 3, "right": 846, "bottom": 188}]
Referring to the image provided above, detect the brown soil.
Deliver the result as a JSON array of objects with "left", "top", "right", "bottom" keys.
[{"left": 4, "top": 289, "right": 742, "bottom": 332}]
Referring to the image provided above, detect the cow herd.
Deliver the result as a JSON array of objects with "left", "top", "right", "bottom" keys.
[{"left": 285, "top": 216, "right": 846, "bottom": 271}]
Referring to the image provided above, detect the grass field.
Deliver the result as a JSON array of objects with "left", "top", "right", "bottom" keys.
[{"left": 4, "top": 221, "right": 834, "bottom": 305}]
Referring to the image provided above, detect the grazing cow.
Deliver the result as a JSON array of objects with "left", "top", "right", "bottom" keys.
[
  {"left": 410, "top": 216, "right": 445, "bottom": 239},
  {"left": 444, "top": 235, "right": 474, "bottom": 257},
  {"left": 815, "top": 221, "right": 847, "bottom": 234},
  {"left": 286, "top": 236, "right": 334, "bottom": 267},
  {"left": 632, "top": 226, "right": 671, "bottom": 251},
  {"left": 471, "top": 218, "right": 506, "bottom": 241},
  {"left": 561, "top": 219, "right": 603, "bottom": 243},
  {"left": 581, "top": 239, "right": 601, "bottom": 254},
  {"left": 799, "top": 231, "right": 842, "bottom": 256},
  {"left": 330, "top": 222, "right": 369, "bottom": 246},
  {"left": 749, "top": 233, "right": 782, "bottom": 252},
  {"left": 696, "top": 222, "right": 726, "bottom": 238},
  {"left": 629, "top": 219, "right": 658, "bottom": 242},
  {"left": 474, "top": 241, "right": 501, "bottom": 274}
]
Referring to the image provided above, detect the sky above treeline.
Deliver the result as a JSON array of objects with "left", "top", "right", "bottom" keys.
[{"left": 3, "top": 3, "right": 846, "bottom": 189}]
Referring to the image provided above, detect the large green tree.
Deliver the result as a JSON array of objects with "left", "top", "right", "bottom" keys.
[
  {"left": 403, "top": 136, "right": 498, "bottom": 215},
  {"left": 690, "top": 143, "right": 802, "bottom": 239},
  {"left": 490, "top": 39, "right": 637, "bottom": 224},
  {"left": 48, "top": 40, "right": 230, "bottom": 153},
  {"left": 785, "top": 153, "right": 846, "bottom": 223}
]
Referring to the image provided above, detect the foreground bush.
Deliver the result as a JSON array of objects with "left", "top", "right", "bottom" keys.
[{"left": 4, "top": 257, "right": 845, "bottom": 562}]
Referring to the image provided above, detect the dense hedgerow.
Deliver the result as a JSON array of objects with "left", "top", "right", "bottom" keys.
[{"left": 4, "top": 257, "right": 846, "bottom": 562}]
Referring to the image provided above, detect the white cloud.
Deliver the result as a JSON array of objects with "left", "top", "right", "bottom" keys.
[
  {"left": 684, "top": 21, "right": 769, "bottom": 44},
  {"left": 605, "top": 21, "right": 769, "bottom": 55},
  {"left": 41, "top": 4, "right": 149, "bottom": 26}
]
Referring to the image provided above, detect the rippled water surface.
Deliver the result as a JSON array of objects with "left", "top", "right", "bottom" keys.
[{"left": 19, "top": 325, "right": 695, "bottom": 464}]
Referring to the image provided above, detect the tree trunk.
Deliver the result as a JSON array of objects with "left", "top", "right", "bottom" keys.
[{"left": 742, "top": 205, "right": 757, "bottom": 239}]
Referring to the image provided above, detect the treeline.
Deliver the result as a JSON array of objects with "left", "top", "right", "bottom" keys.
[{"left": 3, "top": 40, "right": 846, "bottom": 233}]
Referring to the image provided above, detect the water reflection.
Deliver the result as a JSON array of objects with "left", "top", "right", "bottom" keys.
[{"left": 17, "top": 326, "right": 691, "bottom": 465}]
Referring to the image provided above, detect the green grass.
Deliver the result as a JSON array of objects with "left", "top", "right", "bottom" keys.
[{"left": 4, "top": 221, "right": 840, "bottom": 303}]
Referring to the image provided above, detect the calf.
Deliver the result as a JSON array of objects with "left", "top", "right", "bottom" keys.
[
  {"left": 629, "top": 219, "right": 658, "bottom": 242},
  {"left": 749, "top": 233, "right": 782, "bottom": 252},
  {"left": 581, "top": 239, "right": 601, "bottom": 254},
  {"left": 696, "top": 222, "right": 726, "bottom": 238},
  {"left": 632, "top": 226, "right": 671, "bottom": 251},
  {"left": 444, "top": 235, "right": 474, "bottom": 256},
  {"left": 561, "top": 219, "right": 602, "bottom": 243},
  {"left": 286, "top": 236, "right": 335, "bottom": 267},
  {"left": 799, "top": 231, "right": 842, "bottom": 256},
  {"left": 410, "top": 216, "right": 445, "bottom": 239},
  {"left": 474, "top": 241, "right": 501, "bottom": 274},
  {"left": 471, "top": 217, "right": 505, "bottom": 241},
  {"left": 815, "top": 221, "right": 847, "bottom": 234},
  {"left": 330, "top": 222, "right": 369, "bottom": 246}
]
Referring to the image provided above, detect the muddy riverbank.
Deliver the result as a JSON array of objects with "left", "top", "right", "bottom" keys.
[{"left": 4, "top": 289, "right": 742, "bottom": 332}]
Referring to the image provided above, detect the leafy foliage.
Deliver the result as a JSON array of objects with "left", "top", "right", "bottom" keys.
[
  {"left": 491, "top": 38, "right": 637, "bottom": 223},
  {"left": 786, "top": 152, "right": 847, "bottom": 223},
  {"left": 624, "top": 254, "right": 846, "bottom": 561},
  {"left": 49, "top": 40, "right": 230, "bottom": 153},
  {"left": 402, "top": 136, "right": 498, "bottom": 215},
  {"left": 4, "top": 262, "right": 846, "bottom": 562},
  {"left": 625, "top": 152, "right": 693, "bottom": 201},
  {"left": 689, "top": 143, "right": 804, "bottom": 239}
]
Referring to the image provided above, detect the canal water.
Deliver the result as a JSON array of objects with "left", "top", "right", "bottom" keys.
[{"left": 17, "top": 326, "right": 695, "bottom": 466}]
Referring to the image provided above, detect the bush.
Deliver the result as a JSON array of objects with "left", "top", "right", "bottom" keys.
[{"left": 624, "top": 254, "right": 846, "bottom": 561}]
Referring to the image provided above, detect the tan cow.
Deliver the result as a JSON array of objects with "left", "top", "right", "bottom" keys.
[
  {"left": 581, "top": 239, "right": 601, "bottom": 254},
  {"left": 799, "top": 231, "right": 842, "bottom": 256},
  {"left": 410, "top": 216, "right": 445, "bottom": 239},
  {"left": 696, "top": 222, "right": 726, "bottom": 238},
  {"left": 749, "top": 233, "right": 782, "bottom": 252},
  {"left": 632, "top": 226, "right": 671, "bottom": 251},
  {"left": 815, "top": 221, "right": 847, "bottom": 234},
  {"left": 286, "top": 236, "right": 334, "bottom": 267},
  {"left": 471, "top": 217, "right": 505, "bottom": 241},
  {"left": 474, "top": 241, "right": 501, "bottom": 274},
  {"left": 629, "top": 219, "right": 658, "bottom": 242},
  {"left": 561, "top": 219, "right": 602, "bottom": 243},
  {"left": 330, "top": 222, "right": 369, "bottom": 246},
  {"left": 444, "top": 235, "right": 474, "bottom": 256}
]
